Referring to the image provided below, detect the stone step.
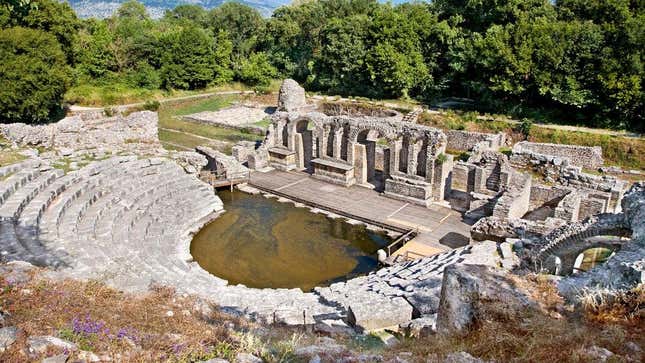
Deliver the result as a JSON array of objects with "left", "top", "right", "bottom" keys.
[
  {"left": 0, "top": 169, "right": 40, "bottom": 206},
  {"left": 0, "top": 170, "right": 63, "bottom": 220}
]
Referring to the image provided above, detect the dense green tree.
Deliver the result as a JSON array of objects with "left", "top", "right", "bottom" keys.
[
  {"left": 75, "top": 20, "right": 116, "bottom": 79},
  {"left": 312, "top": 15, "right": 370, "bottom": 94},
  {"left": 2, "top": 0, "right": 79, "bottom": 64},
  {"left": 209, "top": 2, "right": 264, "bottom": 63},
  {"left": 160, "top": 26, "right": 216, "bottom": 90},
  {"left": 0, "top": 27, "right": 71, "bottom": 123},
  {"left": 365, "top": 6, "right": 429, "bottom": 98},
  {"left": 238, "top": 52, "right": 278, "bottom": 88},
  {"left": 163, "top": 4, "right": 208, "bottom": 27},
  {"left": 2, "top": 0, "right": 638, "bottom": 130}
]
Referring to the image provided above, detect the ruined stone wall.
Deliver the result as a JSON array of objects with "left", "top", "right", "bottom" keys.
[
  {"left": 513, "top": 141, "right": 603, "bottom": 169},
  {"left": 0, "top": 111, "right": 160, "bottom": 153},
  {"left": 529, "top": 185, "right": 569, "bottom": 210},
  {"left": 445, "top": 130, "right": 505, "bottom": 152},
  {"left": 492, "top": 171, "right": 532, "bottom": 219}
]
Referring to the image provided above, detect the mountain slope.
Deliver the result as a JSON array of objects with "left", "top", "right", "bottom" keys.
[{"left": 66, "top": 0, "right": 292, "bottom": 18}]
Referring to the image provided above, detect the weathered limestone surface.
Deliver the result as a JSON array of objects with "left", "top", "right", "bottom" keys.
[
  {"left": 492, "top": 171, "right": 531, "bottom": 219},
  {"left": 470, "top": 216, "right": 565, "bottom": 242},
  {"left": 196, "top": 146, "right": 249, "bottom": 176},
  {"left": 0, "top": 111, "right": 161, "bottom": 154},
  {"left": 513, "top": 141, "right": 603, "bottom": 169},
  {"left": 315, "top": 241, "right": 513, "bottom": 328},
  {"left": 183, "top": 105, "right": 271, "bottom": 136},
  {"left": 446, "top": 130, "right": 505, "bottom": 152},
  {"left": 277, "top": 79, "right": 306, "bottom": 112},
  {"left": 0, "top": 152, "right": 523, "bottom": 330},
  {"left": 436, "top": 264, "right": 534, "bottom": 335},
  {"left": 264, "top": 104, "right": 449, "bottom": 205}
]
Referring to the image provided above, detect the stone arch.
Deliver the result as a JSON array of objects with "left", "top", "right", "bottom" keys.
[{"left": 535, "top": 213, "right": 631, "bottom": 275}]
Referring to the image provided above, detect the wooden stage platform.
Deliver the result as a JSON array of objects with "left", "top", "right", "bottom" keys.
[{"left": 248, "top": 169, "right": 472, "bottom": 257}]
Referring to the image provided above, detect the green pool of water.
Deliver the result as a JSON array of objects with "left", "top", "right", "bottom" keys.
[{"left": 190, "top": 190, "right": 392, "bottom": 291}]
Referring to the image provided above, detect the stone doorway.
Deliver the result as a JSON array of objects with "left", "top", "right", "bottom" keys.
[{"left": 354, "top": 129, "right": 389, "bottom": 192}]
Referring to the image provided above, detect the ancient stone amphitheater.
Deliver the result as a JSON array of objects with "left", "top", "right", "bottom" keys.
[
  {"left": 0, "top": 153, "right": 513, "bottom": 330},
  {"left": 0, "top": 80, "right": 642, "bottom": 334}
]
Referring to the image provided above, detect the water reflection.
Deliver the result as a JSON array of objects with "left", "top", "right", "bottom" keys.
[{"left": 190, "top": 190, "right": 391, "bottom": 291}]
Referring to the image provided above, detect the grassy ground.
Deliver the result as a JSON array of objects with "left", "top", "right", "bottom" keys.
[
  {"left": 528, "top": 127, "right": 645, "bottom": 170},
  {"left": 157, "top": 95, "right": 264, "bottom": 153},
  {"left": 2, "top": 267, "right": 641, "bottom": 363},
  {"left": 65, "top": 80, "right": 282, "bottom": 107},
  {"left": 0, "top": 136, "right": 27, "bottom": 167}
]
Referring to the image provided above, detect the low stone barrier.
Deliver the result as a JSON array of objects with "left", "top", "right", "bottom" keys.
[
  {"left": 512, "top": 141, "right": 603, "bottom": 169},
  {"left": 446, "top": 130, "right": 505, "bottom": 152}
]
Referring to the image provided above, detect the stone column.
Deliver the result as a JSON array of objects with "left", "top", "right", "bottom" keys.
[
  {"left": 383, "top": 148, "right": 391, "bottom": 180},
  {"left": 389, "top": 139, "right": 401, "bottom": 176},
  {"left": 354, "top": 143, "right": 367, "bottom": 184},
  {"left": 295, "top": 133, "right": 305, "bottom": 170},
  {"left": 275, "top": 120, "right": 284, "bottom": 147},
  {"left": 407, "top": 139, "right": 422, "bottom": 176},
  {"left": 332, "top": 127, "right": 344, "bottom": 160},
  {"left": 321, "top": 125, "right": 331, "bottom": 157}
]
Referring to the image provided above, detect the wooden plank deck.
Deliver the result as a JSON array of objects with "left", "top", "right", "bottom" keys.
[{"left": 248, "top": 169, "right": 472, "bottom": 255}]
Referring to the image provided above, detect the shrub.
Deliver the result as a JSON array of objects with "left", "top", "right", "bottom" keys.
[
  {"left": 516, "top": 118, "right": 533, "bottom": 139},
  {"left": 0, "top": 27, "right": 71, "bottom": 123},
  {"left": 142, "top": 100, "right": 160, "bottom": 111},
  {"left": 237, "top": 52, "right": 277, "bottom": 88},
  {"left": 127, "top": 62, "right": 161, "bottom": 90}
]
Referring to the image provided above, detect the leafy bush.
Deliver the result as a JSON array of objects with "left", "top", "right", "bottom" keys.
[
  {"left": 0, "top": 27, "right": 71, "bottom": 123},
  {"left": 127, "top": 62, "right": 161, "bottom": 90},
  {"left": 516, "top": 118, "right": 533, "bottom": 139},
  {"left": 237, "top": 52, "right": 277, "bottom": 89},
  {"left": 142, "top": 100, "right": 160, "bottom": 111}
]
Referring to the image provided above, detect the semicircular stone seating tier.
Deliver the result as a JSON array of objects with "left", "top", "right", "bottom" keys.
[
  {"left": 0, "top": 157, "right": 507, "bottom": 327},
  {"left": 534, "top": 213, "right": 632, "bottom": 275}
]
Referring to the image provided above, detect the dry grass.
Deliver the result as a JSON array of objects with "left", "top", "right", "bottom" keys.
[
  {"left": 1, "top": 265, "right": 642, "bottom": 363},
  {"left": 580, "top": 285, "right": 645, "bottom": 324},
  {"left": 0, "top": 270, "right": 247, "bottom": 362}
]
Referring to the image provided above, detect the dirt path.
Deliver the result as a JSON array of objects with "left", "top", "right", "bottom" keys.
[{"left": 69, "top": 90, "right": 256, "bottom": 112}]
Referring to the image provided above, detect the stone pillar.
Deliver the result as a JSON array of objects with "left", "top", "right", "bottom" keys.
[
  {"left": 332, "top": 127, "right": 344, "bottom": 160},
  {"left": 383, "top": 148, "right": 391, "bottom": 180},
  {"left": 275, "top": 120, "right": 284, "bottom": 147},
  {"left": 295, "top": 133, "right": 305, "bottom": 170},
  {"left": 354, "top": 143, "right": 367, "bottom": 184},
  {"left": 389, "top": 139, "right": 401, "bottom": 176},
  {"left": 433, "top": 154, "right": 453, "bottom": 201},
  {"left": 265, "top": 123, "right": 276, "bottom": 147},
  {"left": 407, "top": 139, "right": 422, "bottom": 176},
  {"left": 366, "top": 141, "right": 376, "bottom": 181}
]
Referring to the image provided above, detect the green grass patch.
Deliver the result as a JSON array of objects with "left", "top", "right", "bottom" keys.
[
  {"left": 529, "top": 128, "right": 644, "bottom": 170},
  {"left": 65, "top": 80, "right": 275, "bottom": 107},
  {"left": 0, "top": 136, "right": 27, "bottom": 167},
  {"left": 157, "top": 95, "right": 263, "bottom": 152},
  {"left": 158, "top": 129, "right": 208, "bottom": 150},
  {"left": 253, "top": 118, "right": 272, "bottom": 128}
]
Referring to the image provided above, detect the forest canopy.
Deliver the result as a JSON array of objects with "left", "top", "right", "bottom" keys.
[{"left": 0, "top": 0, "right": 642, "bottom": 131}]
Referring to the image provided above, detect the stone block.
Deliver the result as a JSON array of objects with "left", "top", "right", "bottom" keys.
[{"left": 347, "top": 296, "right": 413, "bottom": 332}]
